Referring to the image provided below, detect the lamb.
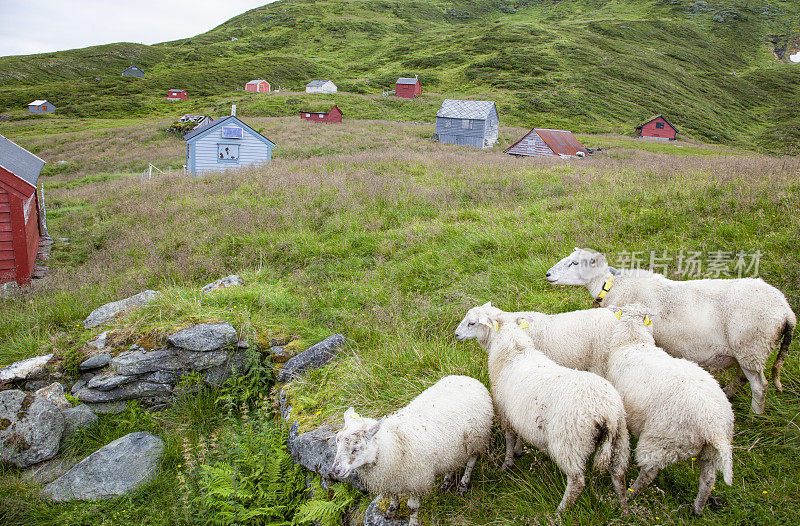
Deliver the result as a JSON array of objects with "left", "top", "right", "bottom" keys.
[
  {"left": 546, "top": 247, "right": 796, "bottom": 414},
  {"left": 330, "top": 375, "right": 493, "bottom": 526},
  {"left": 603, "top": 303, "right": 734, "bottom": 515},
  {"left": 455, "top": 309, "right": 629, "bottom": 512}
]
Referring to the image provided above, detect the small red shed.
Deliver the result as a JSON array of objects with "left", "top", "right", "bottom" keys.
[
  {"left": 167, "top": 89, "right": 188, "bottom": 101},
  {"left": 245, "top": 80, "right": 271, "bottom": 93},
  {"left": 299, "top": 105, "right": 343, "bottom": 124},
  {"left": 395, "top": 76, "right": 421, "bottom": 99},
  {"left": 0, "top": 134, "right": 44, "bottom": 286},
  {"left": 636, "top": 115, "right": 678, "bottom": 140}
]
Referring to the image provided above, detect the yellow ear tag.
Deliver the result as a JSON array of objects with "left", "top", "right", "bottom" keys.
[
  {"left": 643, "top": 315, "right": 652, "bottom": 326},
  {"left": 518, "top": 319, "right": 530, "bottom": 329},
  {"left": 614, "top": 310, "right": 622, "bottom": 320},
  {"left": 493, "top": 320, "right": 499, "bottom": 332}
]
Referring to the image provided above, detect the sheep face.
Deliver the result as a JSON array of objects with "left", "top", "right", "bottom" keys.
[
  {"left": 607, "top": 304, "right": 656, "bottom": 343},
  {"left": 455, "top": 302, "right": 502, "bottom": 341},
  {"left": 331, "top": 407, "right": 383, "bottom": 478},
  {"left": 546, "top": 248, "right": 607, "bottom": 285}
]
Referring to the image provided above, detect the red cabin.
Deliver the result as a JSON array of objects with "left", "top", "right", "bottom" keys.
[
  {"left": 395, "top": 76, "right": 421, "bottom": 99},
  {"left": 245, "top": 80, "right": 270, "bottom": 93},
  {"left": 299, "top": 105, "right": 343, "bottom": 124},
  {"left": 0, "top": 135, "right": 44, "bottom": 286},
  {"left": 636, "top": 115, "right": 678, "bottom": 140},
  {"left": 167, "top": 89, "right": 188, "bottom": 101}
]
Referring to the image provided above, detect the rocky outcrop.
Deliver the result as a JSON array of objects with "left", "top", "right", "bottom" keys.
[
  {"left": 0, "top": 354, "right": 53, "bottom": 383},
  {"left": 166, "top": 322, "right": 237, "bottom": 352},
  {"left": 42, "top": 432, "right": 164, "bottom": 501},
  {"left": 83, "top": 290, "right": 161, "bottom": 329},
  {"left": 201, "top": 275, "right": 244, "bottom": 293},
  {"left": 277, "top": 334, "right": 346, "bottom": 382},
  {"left": 0, "top": 390, "right": 65, "bottom": 468}
]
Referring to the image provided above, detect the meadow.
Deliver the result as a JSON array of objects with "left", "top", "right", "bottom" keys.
[{"left": 0, "top": 116, "right": 798, "bottom": 525}]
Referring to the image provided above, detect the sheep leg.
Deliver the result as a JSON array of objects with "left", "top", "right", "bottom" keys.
[
  {"left": 627, "top": 467, "right": 659, "bottom": 500},
  {"left": 742, "top": 367, "right": 767, "bottom": 414},
  {"left": 556, "top": 473, "right": 585, "bottom": 513},
  {"left": 502, "top": 430, "right": 517, "bottom": 470},
  {"left": 722, "top": 366, "right": 746, "bottom": 397},
  {"left": 514, "top": 436, "right": 523, "bottom": 457},
  {"left": 457, "top": 456, "right": 478, "bottom": 496},
  {"left": 407, "top": 496, "right": 421, "bottom": 526},
  {"left": 439, "top": 472, "right": 456, "bottom": 492},
  {"left": 692, "top": 457, "right": 717, "bottom": 516},
  {"left": 385, "top": 496, "right": 399, "bottom": 519}
]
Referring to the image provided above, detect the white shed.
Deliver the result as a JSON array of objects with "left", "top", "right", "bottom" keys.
[
  {"left": 305, "top": 80, "right": 337, "bottom": 94},
  {"left": 27, "top": 100, "right": 55, "bottom": 114},
  {"left": 183, "top": 114, "right": 276, "bottom": 176}
]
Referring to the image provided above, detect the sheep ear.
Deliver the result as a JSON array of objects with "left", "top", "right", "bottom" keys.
[
  {"left": 481, "top": 301, "right": 492, "bottom": 308},
  {"left": 590, "top": 253, "right": 607, "bottom": 266},
  {"left": 365, "top": 417, "right": 384, "bottom": 440},
  {"left": 344, "top": 407, "right": 359, "bottom": 422},
  {"left": 516, "top": 316, "right": 530, "bottom": 329},
  {"left": 615, "top": 310, "right": 622, "bottom": 320},
  {"left": 643, "top": 312, "right": 657, "bottom": 326}
]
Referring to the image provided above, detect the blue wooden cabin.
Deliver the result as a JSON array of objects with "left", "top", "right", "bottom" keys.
[
  {"left": 183, "top": 115, "right": 276, "bottom": 176},
  {"left": 435, "top": 99, "right": 499, "bottom": 148}
]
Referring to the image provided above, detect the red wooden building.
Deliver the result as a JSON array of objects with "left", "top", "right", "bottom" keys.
[
  {"left": 395, "top": 76, "right": 421, "bottom": 99},
  {"left": 636, "top": 115, "right": 678, "bottom": 140},
  {"left": 167, "top": 89, "right": 188, "bottom": 101},
  {"left": 299, "top": 105, "right": 343, "bottom": 124},
  {"left": 245, "top": 80, "right": 270, "bottom": 93},
  {"left": 0, "top": 135, "right": 45, "bottom": 286}
]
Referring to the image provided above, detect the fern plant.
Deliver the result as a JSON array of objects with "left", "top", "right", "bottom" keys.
[{"left": 293, "top": 476, "right": 364, "bottom": 526}]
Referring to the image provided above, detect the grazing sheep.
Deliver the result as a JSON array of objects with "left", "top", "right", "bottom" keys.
[
  {"left": 546, "top": 247, "right": 796, "bottom": 414},
  {"left": 460, "top": 302, "right": 618, "bottom": 376},
  {"left": 604, "top": 303, "right": 734, "bottom": 515},
  {"left": 455, "top": 310, "right": 629, "bottom": 512},
  {"left": 330, "top": 375, "right": 493, "bottom": 526}
]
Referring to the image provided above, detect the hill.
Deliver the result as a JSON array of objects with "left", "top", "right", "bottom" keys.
[{"left": 1, "top": 0, "right": 799, "bottom": 153}]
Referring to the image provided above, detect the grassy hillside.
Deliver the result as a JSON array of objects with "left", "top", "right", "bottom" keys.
[{"left": 1, "top": 0, "right": 800, "bottom": 152}]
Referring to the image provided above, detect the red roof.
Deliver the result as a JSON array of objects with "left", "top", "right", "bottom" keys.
[{"left": 505, "top": 129, "right": 588, "bottom": 157}]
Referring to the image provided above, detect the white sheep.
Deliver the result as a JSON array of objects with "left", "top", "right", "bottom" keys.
[
  {"left": 455, "top": 309, "right": 630, "bottom": 512},
  {"left": 546, "top": 247, "right": 796, "bottom": 414},
  {"left": 330, "top": 375, "right": 493, "bottom": 526},
  {"left": 604, "top": 303, "right": 734, "bottom": 515}
]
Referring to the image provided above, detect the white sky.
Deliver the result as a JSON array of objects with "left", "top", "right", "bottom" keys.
[{"left": 0, "top": 0, "right": 276, "bottom": 57}]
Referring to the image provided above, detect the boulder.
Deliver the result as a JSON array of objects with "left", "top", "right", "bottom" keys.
[
  {"left": 42, "top": 431, "right": 164, "bottom": 501},
  {"left": 289, "top": 424, "right": 363, "bottom": 490},
  {"left": 35, "top": 382, "right": 72, "bottom": 410},
  {"left": 21, "top": 456, "right": 79, "bottom": 485},
  {"left": 0, "top": 390, "right": 65, "bottom": 468},
  {"left": 269, "top": 345, "right": 293, "bottom": 363},
  {"left": 277, "top": 334, "right": 346, "bottom": 382},
  {"left": 87, "top": 372, "right": 135, "bottom": 391},
  {"left": 61, "top": 404, "right": 98, "bottom": 444},
  {"left": 111, "top": 348, "right": 182, "bottom": 376},
  {"left": 364, "top": 496, "right": 410, "bottom": 526},
  {"left": 0, "top": 354, "right": 53, "bottom": 383},
  {"left": 79, "top": 353, "right": 111, "bottom": 371},
  {"left": 83, "top": 290, "right": 161, "bottom": 329},
  {"left": 166, "top": 322, "right": 237, "bottom": 352},
  {"left": 200, "top": 275, "right": 244, "bottom": 293}
]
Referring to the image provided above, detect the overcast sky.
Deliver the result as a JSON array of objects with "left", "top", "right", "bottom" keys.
[{"left": 0, "top": 0, "right": 276, "bottom": 57}]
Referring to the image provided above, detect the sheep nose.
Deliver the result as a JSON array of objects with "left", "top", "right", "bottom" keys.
[{"left": 545, "top": 271, "right": 551, "bottom": 278}]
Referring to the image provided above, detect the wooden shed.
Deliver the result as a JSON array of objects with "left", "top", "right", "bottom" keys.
[
  {"left": 183, "top": 112, "right": 276, "bottom": 176},
  {"left": 505, "top": 128, "right": 588, "bottom": 158},
  {"left": 395, "top": 76, "right": 421, "bottom": 99},
  {"left": 245, "top": 80, "right": 270, "bottom": 93},
  {"left": 435, "top": 99, "right": 499, "bottom": 148},
  {"left": 121, "top": 65, "right": 145, "bottom": 78},
  {"left": 300, "top": 105, "right": 343, "bottom": 124},
  {"left": 305, "top": 80, "right": 337, "bottom": 94},
  {"left": 27, "top": 100, "right": 55, "bottom": 114},
  {"left": 167, "top": 89, "right": 188, "bottom": 101},
  {"left": 636, "top": 115, "right": 678, "bottom": 140},
  {"left": 0, "top": 134, "right": 44, "bottom": 286}
]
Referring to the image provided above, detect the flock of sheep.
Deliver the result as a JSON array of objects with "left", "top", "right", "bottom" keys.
[{"left": 330, "top": 247, "right": 796, "bottom": 525}]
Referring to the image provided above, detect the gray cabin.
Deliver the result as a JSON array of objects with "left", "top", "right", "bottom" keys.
[
  {"left": 27, "top": 100, "right": 55, "bottom": 114},
  {"left": 122, "top": 65, "right": 145, "bottom": 78},
  {"left": 435, "top": 99, "right": 499, "bottom": 148},
  {"left": 183, "top": 114, "right": 276, "bottom": 176}
]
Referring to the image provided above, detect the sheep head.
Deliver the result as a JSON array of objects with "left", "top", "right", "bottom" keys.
[
  {"left": 331, "top": 407, "right": 383, "bottom": 478},
  {"left": 607, "top": 303, "right": 657, "bottom": 345},
  {"left": 455, "top": 302, "right": 503, "bottom": 342},
  {"left": 546, "top": 247, "right": 608, "bottom": 286}
]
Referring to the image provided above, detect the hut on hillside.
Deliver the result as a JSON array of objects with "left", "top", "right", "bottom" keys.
[
  {"left": 122, "top": 65, "right": 145, "bottom": 78},
  {"left": 167, "top": 89, "right": 188, "bottom": 101},
  {"left": 245, "top": 80, "right": 271, "bottom": 93},
  {"left": 636, "top": 115, "right": 678, "bottom": 140},
  {"left": 504, "top": 128, "right": 588, "bottom": 158},
  {"left": 0, "top": 134, "right": 45, "bottom": 286},
  {"left": 395, "top": 76, "right": 421, "bottom": 99},
  {"left": 183, "top": 109, "right": 276, "bottom": 176},
  {"left": 300, "top": 105, "right": 343, "bottom": 124},
  {"left": 435, "top": 99, "right": 499, "bottom": 148},
  {"left": 27, "top": 100, "right": 55, "bottom": 114},
  {"left": 178, "top": 114, "right": 212, "bottom": 128},
  {"left": 305, "top": 80, "right": 337, "bottom": 94}
]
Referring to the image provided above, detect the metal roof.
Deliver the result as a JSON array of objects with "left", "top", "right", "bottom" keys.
[
  {"left": 28, "top": 100, "right": 48, "bottom": 106},
  {"left": 182, "top": 115, "right": 276, "bottom": 148},
  {"left": 245, "top": 79, "right": 268, "bottom": 85},
  {"left": 0, "top": 134, "right": 46, "bottom": 187},
  {"left": 436, "top": 99, "right": 496, "bottom": 120},
  {"left": 396, "top": 77, "right": 419, "bottom": 84},
  {"left": 505, "top": 128, "right": 588, "bottom": 157},
  {"left": 306, "top": 80, "right": 332, "bottom": 87}
]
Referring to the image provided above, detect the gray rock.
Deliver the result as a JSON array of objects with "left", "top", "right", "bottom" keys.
[
  {"left": 0, "top": 390, "right": 65, "bottom": 468},
  {"left": 111, "top": 348, "right": 182, "bottom": 376},
  {"left": 184, "top": 349, "right": 231, "bottom": 371},
  {"left": 35, "top": 382, "right": 72, "bottom": 410},
  {"left": 0, "top": 354, "right": 53, "bottom": 383},
  {"left": 79, "top": 353, "right": 111, "bottom": 371},
  {"left": 141, "top": 370, "right": 182, "bottom": 385},
  {"left": 85, "top": 401, "right": 127, "bottom": 414},
  {"left": 86, "top": 331, "right": 110, "bottom": 351},
  {"left": 42, "top": 431, "right": 164, "bottom": 501},
  {"left": 277, "top": 334, "right": 346, "bottom": 382},
  {"left": 75, "top": 381, "right": 173, "bottom": 404},
  {"left": 364, "top": 496, "right": 409, "bottom": 526},
  {"left": 289, "top": 424, "right": 363, "bottom": 490},
  {"left": 166, "top": 323, "right": 237, "bottom": 352},
  {"left": 83, "top": 290, "right": 161, "bottom": 329},
  {"left": 87, "top": 372, "right": 136, "bottom": 391},
  {"left": 200, "top": 274, "right": 244, "bottom": 293},
  {"left": 21, "top": 456, "right": 79, "bottom": 485},
  {"left": 203, "top": 349, "right": 249, "bottom": 388},
  {"left": 279, "top": 388, "right": 292, "bottom": 421},
  {"left": 71, "top": 379, "right": 87, "bottom": 394},
  {"left": 61, "top": 405, "right": 98, "bottom": 444},
  {"left": 237, "top": 339, "right": 250, "bottom": 349},
  {"left": 269, "top": 345, "right": 292, "bottom": 363}
]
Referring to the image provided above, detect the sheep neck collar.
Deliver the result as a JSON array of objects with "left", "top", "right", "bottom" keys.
[{"left": 593, "top": 274, "right": 615, "bottom": 307}]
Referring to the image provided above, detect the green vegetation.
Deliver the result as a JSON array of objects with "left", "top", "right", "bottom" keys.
[{"left": 1, "top": 0, "right": 800, "bottom": 152}]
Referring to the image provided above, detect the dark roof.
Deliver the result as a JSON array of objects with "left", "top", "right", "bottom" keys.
[
  {"left": 0, "top": 134, "right": 46, "bottom": 187},
  {"left": 636, "top": 114, "right": 678, "bottom": 132},
  {"left": 436, "top": 99, "right": 496, "bottom": 120},
  {"left": 396, "top": 77, "right": 419, "bottom": 84},
  {"left": 504, "top": 128, "right": 588, "bottom": 157},
  {"left": 182, "top": 115, "right": 276, "bottom": 147}
]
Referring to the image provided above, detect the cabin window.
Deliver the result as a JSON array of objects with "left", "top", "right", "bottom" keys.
[
  {"left": 655, "top": 122, "right": 665, "bottom": 129},
  {"left": 461, "top": 119, "right": 472, "bottom": 130},
  {"left": 319, "top": 114, "right": 324, "bottom": 118},
  {"left": 217, "top": 144, "right": 240, "bottom": 163},
  {"left": 443, "top": 119, "right": 452, "bottom": 128},
  {"left": 305, "top": 113, "right": 310, "bottom": 117},
  {"left": 222, "top": 126, "right": 243, "bottom": 139}
]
